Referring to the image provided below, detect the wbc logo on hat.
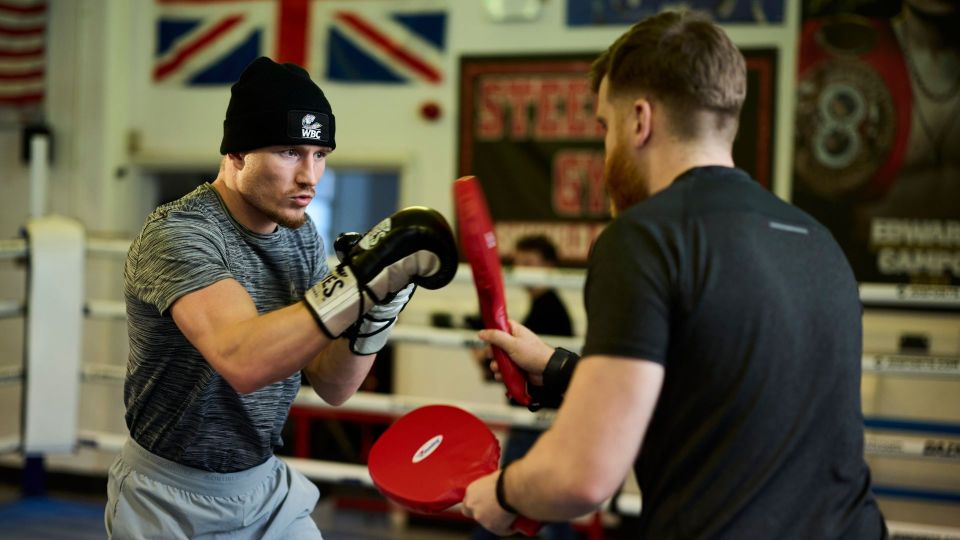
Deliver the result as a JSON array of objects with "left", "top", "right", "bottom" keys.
[{"left": 288, "top": 110, "right": 329, "bottom": 143}]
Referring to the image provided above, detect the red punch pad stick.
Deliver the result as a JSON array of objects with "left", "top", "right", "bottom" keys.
[{"left": 453, "top": 176, "right": 532, "bottom": 406}]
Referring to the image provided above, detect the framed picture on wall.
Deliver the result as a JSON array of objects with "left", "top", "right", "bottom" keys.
[
  {"left": 566, "top": 0, "right": 786, "bottom": 26},
  {"left": 457, "top": 50, "right": 778, "bottom": 266}
]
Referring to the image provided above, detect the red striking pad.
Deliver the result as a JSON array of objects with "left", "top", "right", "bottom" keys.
[
  {"left": 368, "top": 405, "right": 541, "bottom": 536},
  {"left": 453, "top": 176, "right": 533, "bottom": 406}
]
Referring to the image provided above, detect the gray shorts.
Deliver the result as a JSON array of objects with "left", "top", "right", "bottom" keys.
[{"left": 105, "top": 438, "right": 321, "bottom": 540}]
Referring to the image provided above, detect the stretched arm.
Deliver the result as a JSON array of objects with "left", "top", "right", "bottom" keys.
[
  {"left": 171, "top": 278, "right": 373, "bottom": 399},
  {"left": 463, "top": 355, "right": 664, "bottom": 531},
  {"left": 172, "top": 206, "right": 457, "bottom": 398}
]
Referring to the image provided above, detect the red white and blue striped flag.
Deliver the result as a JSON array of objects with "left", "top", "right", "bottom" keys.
[
  {"left": 0, "top": 0, "right": 45, "bottom": 107},
  {"left": 154, "top": 0, "right": 311, "bottom": 85},
  {"left": 154, "top": 0, "right": 447, "bottom": 87},
  {"left": 325, "top": 8, "right": 446, "bottom": 84}
]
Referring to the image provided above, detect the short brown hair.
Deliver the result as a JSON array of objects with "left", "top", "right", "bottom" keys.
[{"left": 589, "top": 10, "right": 746, "bottom": 138}]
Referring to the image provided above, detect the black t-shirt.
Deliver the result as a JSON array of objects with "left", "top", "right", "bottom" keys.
[{"left": 582, "top": 167, "right": 885, "bottom": 539}]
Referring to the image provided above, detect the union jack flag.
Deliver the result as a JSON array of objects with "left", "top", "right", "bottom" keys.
[
  {"left": 0, "top": 0, "right": 46, "bottom": 107},
  {"left": 154, "top": 0, "right": 310, "bottom": 85},
  {"left": 325, "top": 8, "right": 446, "bottom": 85}
]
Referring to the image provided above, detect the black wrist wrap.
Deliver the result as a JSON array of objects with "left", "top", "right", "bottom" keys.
[
  {"left": 495, "top": 464, "right": 520, "bottom": 515},
  {"left": 539, "top": 347, "right": 579, "bottom": 409}
]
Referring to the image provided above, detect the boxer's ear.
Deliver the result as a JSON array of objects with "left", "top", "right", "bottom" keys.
[{"left": 226, "top": 152, "right": 246, "bottom": 170}]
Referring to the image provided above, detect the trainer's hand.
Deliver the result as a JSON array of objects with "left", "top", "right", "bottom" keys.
[
  {"left": 463, "top": 470, "right": 515, "bottom": 536},
  {"left": 477, "top": 320, "right": 553, "bottom": 386}
]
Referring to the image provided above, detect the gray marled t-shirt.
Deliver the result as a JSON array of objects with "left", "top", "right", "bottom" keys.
[{"left": 123, "top": 182, "right": 328, "bottom": 472}]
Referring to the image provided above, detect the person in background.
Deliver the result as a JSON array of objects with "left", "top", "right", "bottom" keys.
[
  {"left": 462, "top": 11, "right": 886, "bottom": 539},
  {"left": 470, "top": 234, "right": 576, "bottom": 540},
  {"left": 106, "top": 56, "right": 457, "bottom": 539}
]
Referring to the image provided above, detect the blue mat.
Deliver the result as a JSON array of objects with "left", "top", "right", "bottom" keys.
[{"left": 0, "top": 497, "right": 105, "bottom": 540}]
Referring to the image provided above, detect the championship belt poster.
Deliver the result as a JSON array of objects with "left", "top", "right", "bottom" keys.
[
  {"left": 792, "top": 4, "right": 960, "bottom": 286},
  {"left": 458, "top": 52, "right": 777, "bottom": 266}
]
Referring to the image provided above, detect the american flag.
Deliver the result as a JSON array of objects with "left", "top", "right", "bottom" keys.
[{"left": 0, "top": 0, "right": 45, "bottom": 107}]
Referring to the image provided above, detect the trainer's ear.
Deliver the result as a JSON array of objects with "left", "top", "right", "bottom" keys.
[{"left": 631, "top": 97, "right": 653, "bottom": 148}]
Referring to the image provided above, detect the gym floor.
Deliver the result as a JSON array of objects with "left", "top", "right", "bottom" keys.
[{"left": 0, "top": 472, "right": 526, "bottom": 540}]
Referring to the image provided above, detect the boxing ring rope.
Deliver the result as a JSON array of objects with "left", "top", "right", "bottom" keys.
[
  {"left": 4, "top": 233, "right": 960, "bottom": 308},
  {"left": 0, "top": 238, "right": 27, "bottom": 260},
  {"left": 0, "top": 300, "right": 24, "bottom": 318},
  {"left": 85, "top": 237, "right": 131, "bottom": 257},
  {"left": 74, "top": 296, "right": 960, "bottom": 379},
  {"left": 71, "top": 245, "right": 960, "bottom": 480},
  {"left": 18, "top": 355, "right": 960, "bottom": 468},
  {"left": 2, "top": 232, "right": 960, "bottom": 537},
  {"left": 0, "top": 366, "right": 23, "bottom": 385}
]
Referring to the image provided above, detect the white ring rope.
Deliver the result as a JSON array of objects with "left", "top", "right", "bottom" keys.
[
  {"left": 85, "top": 237, "right": 131, "bottom": 258},
  {"left": 0, "top": 238, "right": 27, "bottom": 260},
  {"left": 3, "top": 233, "right": 960, "bottom": 307},
  {"left": 80, "top": 296, "right": 960, "bottom": 378},
  {"left": 0, "top": 365, "right": 23, "bottom": 385},
  {"left": 858, "top": 283, "right": 960, "bottom": 309},
  {"left": 293, "top": 388, "right": 556, "bottom": 429},
  {"left": 886, "top": 523, "right": 960, "bottom": 540},
  {"left": 0, "top": 435, "right": 20, "bottom": 454},
  {"left": 80, "top": 362, "right": 125, "bottom": 382},
  {"left": 84, "top": 299, "right": 126, "bottom": 320},
  {"left": 66, "top": 366, "right": 960, "bottom": 466},
  {"left": 865, "top": 433, "right": 960, "bottom": 462},
  {"left": 862, "top": 354, "right": 960, "bottom": 377},
  {"left": 0, "top": 300, "right": 24, "bottom": 318}
]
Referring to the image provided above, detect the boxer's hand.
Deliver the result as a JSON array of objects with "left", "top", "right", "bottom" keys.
[
  {"left": 477, "top": 320, "right": 553, "bottom": 386},
  {"left": 344, "top": 282, "right": 415, "bottom": 354},
  {"left": 304, "top": 207, "right": 458, "bottom": 339},
  {"left": 333, "top": 231, "right": 363, "bottom": 261},
  {"left": 348, "top": 206, "right": 458, "bottom": 298},
  {"left": 335, "top": 231, "right": 416, "bottom": 354}
]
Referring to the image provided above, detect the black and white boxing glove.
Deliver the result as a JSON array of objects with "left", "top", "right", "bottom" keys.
[
  {"left": 333, "top": 232, "right": 414, "bottom": 355},
  {"left": 303, "top": 207, "right": 458, "bottom": 346}
]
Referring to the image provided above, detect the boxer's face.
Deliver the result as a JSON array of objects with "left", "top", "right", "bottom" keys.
[
  {"left": 597, "top": 77, "right": 647, "bottom": 214},
  {"left": 234, "top": 145, "right": 330, "bottom": 231}
]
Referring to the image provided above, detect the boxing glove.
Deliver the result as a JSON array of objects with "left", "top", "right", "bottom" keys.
[
  {"left": 334, "top": 232, "right": 415, "bottom": 355},
  {"left": 303, "top": 207, "right": 458, "bottom": 342}
]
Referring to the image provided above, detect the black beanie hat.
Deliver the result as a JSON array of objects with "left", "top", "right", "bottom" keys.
[{"left": 220, "top": 57, "right": 336, "bottom": 154}]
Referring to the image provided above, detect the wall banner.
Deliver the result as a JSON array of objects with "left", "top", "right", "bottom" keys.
[
  {"left": 791, "top": 12, "right": 960, "bottom": 286},
  {"left": 566, "top": 0, "right": 785, "bottom": 26},
  {"left": 458, "top": 51, "right": 778, "bottom": 266}
]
